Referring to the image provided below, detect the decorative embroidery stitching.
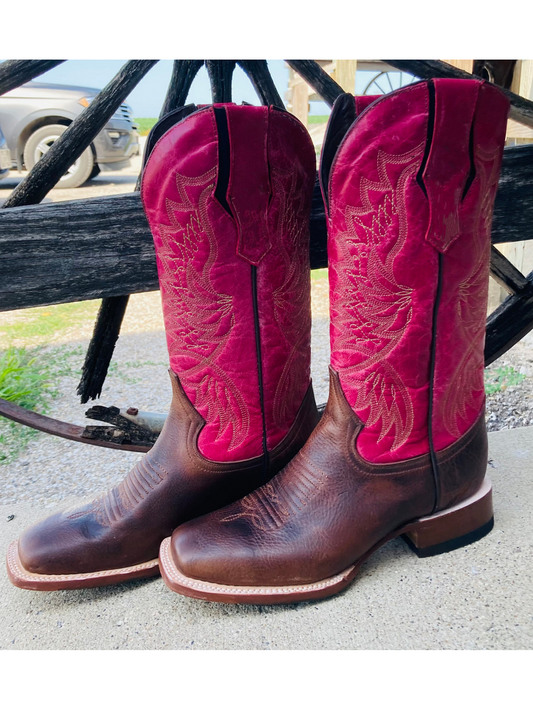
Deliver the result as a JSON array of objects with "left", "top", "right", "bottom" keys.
[
  {"left": 330, "top": 145, "right": 424, "bottom": 450},
  {"left": 156, "top": 167, "right": 250, "bottom": 451},
  {"left": 64, "top": 455, "right": 169, "bottom": 527},
  {"left": 440, "top": 143, "right": 502, "bottom": 436},
  {"left": 220, "top": 450, "right": 328, "bottom": 531},
  {"left": 269, "top": 164, "right": 312, "bottom": 430}
]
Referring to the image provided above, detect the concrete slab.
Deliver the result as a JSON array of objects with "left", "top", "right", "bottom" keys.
[{"left": 1, "top": 425, "right": 532, "bottom": 650}]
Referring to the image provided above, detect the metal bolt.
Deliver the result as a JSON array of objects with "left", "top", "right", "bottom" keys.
[{"left": 126, "top": 407, "right": 138, "bottom": 416}]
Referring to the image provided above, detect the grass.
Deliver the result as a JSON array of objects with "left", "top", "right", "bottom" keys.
[
  {"left": 0, "top": 300, "right": 100, "bottom": 348},
  {"left": 308, "top": 115, "right": 329, "bottom": 124},
  {"left": 0, "top": 346, "right": 59, "bottom": 464},
  {"left": 311, "top": 268, "right": 328, "bottom": 280},
  {"left": 0, "top": 332, "right": 167, "bottom": 464},
  {"left": 484, "top": 365, "right": 527, "bottom": 395},
  {"left": 135, "top": 118, "right": 158, "bottom": 136}
]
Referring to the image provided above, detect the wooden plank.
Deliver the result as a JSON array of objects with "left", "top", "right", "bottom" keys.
[
  {"left": 0, "top": 193, "right": 158, "bottom": 311},
  {"left": 506, "top": 119, "right": 533, "bottom": 139},
  {"left": 510, "top": 59, "right": 533, "bottom": 99},
  {"left": 289, "top": 79, "right": 310, "bottom": 126}
]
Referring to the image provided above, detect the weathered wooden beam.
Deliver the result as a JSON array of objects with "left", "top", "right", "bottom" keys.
[
  {"left": 237, "top": 60, "right": 285, "bottom": 108},
  {"left": 2, "top": 60, "right": 158, "bottom": 208},
  {"left": 0, "top": 193, "right": 156, "bottom": 310},
  {"left": 383, "top": 59, "right": 533, "bottom": 129},
  {"left": 285, "top": 60, "right": 343, "bottom": 107},
  {"left": 0, "top": 60, "right": 66, "bottom": 97},
  {"left": 489, "top": 246, "right": 529, "bottom": 294},
  {"left": 205, "top": 60, "right": 235, "bottom": 103},
  {"left": 2, "top": 142, "right": 533, "bottom": 311}
]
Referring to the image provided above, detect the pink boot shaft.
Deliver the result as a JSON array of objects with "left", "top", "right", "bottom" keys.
[
  {"left": 326, "top": 79, "right": 509, "bottom": 463},
  {"left": 141, "top": 105, "right": 316, "bottom": 461}
]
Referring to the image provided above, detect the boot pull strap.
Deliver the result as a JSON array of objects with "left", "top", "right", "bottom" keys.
[
  {"left": 422, "top": 79, "right": 481, "bottom": 253},
  {"left": 225, "top": 104, "right": 272, "bottom": 265}
]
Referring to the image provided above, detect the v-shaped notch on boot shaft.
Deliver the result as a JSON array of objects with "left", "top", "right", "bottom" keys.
[
  {"left": 140, "top": 104, "right": 317, "bottom": 463},
  {"left": 320, "top": 79, "right": 509, "bottom": 252}
]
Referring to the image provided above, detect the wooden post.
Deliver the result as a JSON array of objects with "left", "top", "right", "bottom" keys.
[
  {"left": 288, "top": 69, "right": 310, "bottom": 126},
  {"left": 334, "top": 60, "right": 357, "bottom": 93},
  {"left": 442, "top": 60, "right": 474, "bottom": 74}
]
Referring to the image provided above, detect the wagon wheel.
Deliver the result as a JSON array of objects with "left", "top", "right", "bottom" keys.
[
  {"left": 0, "top": 58, "right": 533, "bottom": 449},
  {"left": 363, "top": 69, "right": 418, "bottom": 95}
]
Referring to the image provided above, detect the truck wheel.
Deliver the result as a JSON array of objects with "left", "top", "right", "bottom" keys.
[{"left": 23, "top": 124, "right": 94, "bottom": 189}]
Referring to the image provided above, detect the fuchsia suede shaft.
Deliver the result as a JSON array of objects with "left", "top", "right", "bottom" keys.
[
  {"left": 141, "top": 105, "right": 315, "bottom": 461},
  {"left": 431, "top": 82, "right": 509, "bottom": 450},
  {"left": 326, "top": 79, "right": 509, "bottom": 463},
  {"left": 354, "top": 95, "right": 380, "bottom": 115}
]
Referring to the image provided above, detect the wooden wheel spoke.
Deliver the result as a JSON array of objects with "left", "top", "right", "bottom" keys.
[
  {"left": 2, "top": 60, "right": 159, "bottom": 209},
  {"left": 490, "top": 246, "right": 529, "bottom": 294},
  {"left": 205, "top": 60, "right": 236, "bottom": 103},
  {"left": 485, "top": 268, "right": 533, "bottom": 365},
  {"left": 237, "top": 60, "right": 285, "bottom": 108},
  {"left": 0, "top": 60, "right": 66, "bottom": 97},
  {"left": 285, "top": 60, "right": 344, "bottom": 107},
  {"left": 491, "top": 144, "right": 533, "bottom": 245},
  {"left": 161, "top": 60, "right": 203, "bottom": 116}
]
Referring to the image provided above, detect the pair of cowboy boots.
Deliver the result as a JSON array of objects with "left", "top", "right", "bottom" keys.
[{"left": 7, "top": 78, "right": 509, "bottom": 605}]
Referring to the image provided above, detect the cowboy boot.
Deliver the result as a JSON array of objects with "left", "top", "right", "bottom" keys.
[
  {"left": 159, "top": 79, "right": 510, "bottom": 604},
  {"left": 6, "top": 103, "right": 319, "bottom": 590}
]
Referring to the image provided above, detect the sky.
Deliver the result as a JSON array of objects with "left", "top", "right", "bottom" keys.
[
  {"left": 31, "top": 60, "right": 392, "bottom": 118},
  {"left": 34, "top": 60, "right": 308, "bottom": 117}
]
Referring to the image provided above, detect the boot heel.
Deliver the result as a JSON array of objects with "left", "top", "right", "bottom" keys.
[{"left": 402, "top": 476, "right": 494, "bottom": 558}]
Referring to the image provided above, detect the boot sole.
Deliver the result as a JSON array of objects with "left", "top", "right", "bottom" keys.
[
  {"left": 6, "top": 541, "right": 159, "bottom": 591},
  {"left": 159, "top": 476, "right": 493, "bottom": 604}
]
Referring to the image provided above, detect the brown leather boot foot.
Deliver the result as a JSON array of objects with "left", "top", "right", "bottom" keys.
[
  {"left": 159, "top": 370, "right": 493, "bottom": 605},
  {"left": 7, "top": 374, "right": 319, "bottom": 592}
]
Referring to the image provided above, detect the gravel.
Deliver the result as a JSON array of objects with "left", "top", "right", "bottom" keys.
[{"left": 485, "top": 331, "right": 533, "bottom": 431}]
